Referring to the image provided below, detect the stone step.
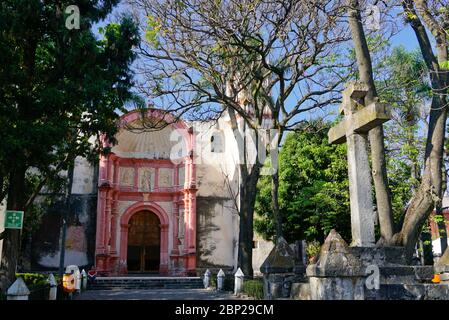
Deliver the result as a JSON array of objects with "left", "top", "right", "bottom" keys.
[{"left": 88, "top": 276, "right": 204, "bottom": 290}]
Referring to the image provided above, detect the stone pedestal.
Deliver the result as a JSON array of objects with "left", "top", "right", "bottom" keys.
[
  {"left": 261, "top": 237, "right": 306, "bottom": 299},
  {"left": 306, "top": 230, "right": 365, "bottom": 300},
  {"left": 306, "top": 230, "right": 449, "bottom": 300}
]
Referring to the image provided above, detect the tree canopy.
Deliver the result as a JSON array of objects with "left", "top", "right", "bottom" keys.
[
  {"left": 255, "top": 123, "right": 351, "bottom": 243},
  {"left": 0, "top": 0, "right": 140, "bottom": 292}
]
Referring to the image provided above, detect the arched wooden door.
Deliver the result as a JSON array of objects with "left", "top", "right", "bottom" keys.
[{"left": 127, "top": 211, "right": 161, "bottom": 272}]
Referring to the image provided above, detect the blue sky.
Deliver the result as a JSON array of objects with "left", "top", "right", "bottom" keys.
[{"left": 391, "top": 24, "right": 420, "bottom": 51}]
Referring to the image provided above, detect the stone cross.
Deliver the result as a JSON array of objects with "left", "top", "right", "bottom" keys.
[{"left": 328, "top": 81, "right": 390, "bottom": 247}]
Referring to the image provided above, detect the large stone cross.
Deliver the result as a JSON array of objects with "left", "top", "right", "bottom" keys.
[{"left": 328, "top": 82, "right": 390, "bottom": 247}]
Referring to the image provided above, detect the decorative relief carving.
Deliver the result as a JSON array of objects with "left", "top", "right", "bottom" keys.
[
  {"left": 119, "top": 167, "right": 134, "bottom": 187},
  {"left": 138, "top": 167, "right": 155, "bottom": 192},
  {"left": 158, "top": 168, "right": 173, "bottom": 187}
]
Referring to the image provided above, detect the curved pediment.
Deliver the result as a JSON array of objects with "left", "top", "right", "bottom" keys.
[{"left": 111, "top": 111, "right": 189, "bottom": 160}]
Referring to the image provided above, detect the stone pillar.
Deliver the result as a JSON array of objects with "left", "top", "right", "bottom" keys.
[
  {"left": 346, "top": 132, "right": 375, "bottom": 247},
  {"left": 81, "top": 270, "right": 87, "bottom": 291},
  {"left": 188, "top": 191, "right": 196, "bottom": 253},
  {"left": 160, "top": 224, "right": 169, "bottom": 274},
  {"left": 203, "top": 269, "right": 211, "bottom": 289},
  {"left": 217, "top": 269, "right": 225, "bottom": 291},
  {"left": 306, "top": 230, "right": 365, "bottom": 300},
  {"left": 95, "top": 189, "right": 107, "bottom": 256},
  {"left": 99, "top": 155, "right": 108, "bottom": 183},
  {"left": 119, "top": 223, "right": 129, "bottom": 274},
  {"left": 234, "top": 268, "right": 244, "bottom": 295},
  {"left": 74, "top": 269, "right": 81, "bottom": 293},
  {"left": 110, "top": 198, "right": 118, "bottom": 255},
  {"left": 7, "top": 278, "right": 30, "bottom": 300},
  {"left": 172, "top": 201, "right": 179, "bottom": 255},
  {"left": 48, "top": 274, "right": 57, "bottom": 300},
  {"left": 105, "top": 194, "right": 112, "bottom": 253},
  {"left": 183, "top": 192, "right": 190, "bottom": 256}
]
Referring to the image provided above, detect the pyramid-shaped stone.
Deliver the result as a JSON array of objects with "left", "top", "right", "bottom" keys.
[
  {"left": 307, "top": 229, "right": 362, "bottom": 277},
  {"left": 7, "top": 277, "right": 30, "bottom": 296},
  {"left": 260, "top": 236, "right": 295, "bottom": 273}
]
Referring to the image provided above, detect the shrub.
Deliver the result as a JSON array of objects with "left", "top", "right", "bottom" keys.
[
  {"left": 16, "top": 273, "right": 48, "bottom": 288},
  {"left": 243, "top": 279, "right": 264, "bottom": 300},
  {"left": 16, "top": 273, "right": 50, "bottom": 300}
]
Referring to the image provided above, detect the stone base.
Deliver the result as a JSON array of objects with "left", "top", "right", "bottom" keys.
[
  {"left": 263, "top": 273, "right": 305, "bottom": 299},
  {"left": 290, "top": 282, "right": 311, "bottom": 300},
  {"left": 365, "top": 283, "right": 449, "bottom": 300},
  {"left": 303, "top": 230, "right": 449, "bottom": 300},
  {"left": 309, "top": 276, "right": 365, "bottom": 300}
]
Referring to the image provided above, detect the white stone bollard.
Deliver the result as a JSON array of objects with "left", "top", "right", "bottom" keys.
[
  {"left": 81, "top": 269, "right": 87, "bottom": 291},
  {"left": 203, "top": 269, "right": 211, "bottom": 289},
  {"left": 217, "top": 269, "right": 225, "bottom": 291},
  {"left": 74, "top": 269, "right": 81, "bottom": 293},
  {"left": 234, "top": 268, "right": 244, "bottom": 295},
  {"left": 48, "top": 274, "right": 58, "bottom": 300},
  {"left": 7, "top": 277, "right": 30, "bottom": 300}
]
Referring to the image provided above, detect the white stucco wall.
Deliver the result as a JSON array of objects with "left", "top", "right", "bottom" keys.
[
  {"left": 252, "top": 236, "right": 274, "bottom": 275},
  {"left": 197, "top": 200, "right": 239, "bottom": 267},
  {"left": 71, "top": 156, "right": 95, "bottom": 194}
]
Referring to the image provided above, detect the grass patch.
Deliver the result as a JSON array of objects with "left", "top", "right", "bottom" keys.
[{"left": 243, "top": 279, "right": 264, "bottom": 299}]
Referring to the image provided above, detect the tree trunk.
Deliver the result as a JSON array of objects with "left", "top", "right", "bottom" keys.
[
  {"left": 237, "top": 163, "right": 261, "bottom": 278},
  {"left": 437, "top": 164, "right": 448, "bottom": 255},
  {"left": 347, "top": 0, "right": 394, "bottom": 242},
  {"left": 269, "top": 128, "right": 283, "bottom": 239},
  {"left": 271, "top": 169, "right": 283, "bottom": 239},
  {"left": 0, "top": 165, "right": 26, "bottom": 294},
  {"left": 227, "top": 108, "right": 262, "bottom": 278},
  {"left": 396, "top": 95, "right": 447, "bottom": 259}
]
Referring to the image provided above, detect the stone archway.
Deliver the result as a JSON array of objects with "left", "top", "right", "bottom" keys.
[{"left": 119, "top": 202, "right": 169, "bottom": 274}]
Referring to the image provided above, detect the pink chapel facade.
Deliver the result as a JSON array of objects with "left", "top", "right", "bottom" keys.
[{"left": 94, "top": 109, "right": 198, "bottom": 276}]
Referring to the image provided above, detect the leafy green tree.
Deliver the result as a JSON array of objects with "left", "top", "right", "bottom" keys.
[
  {"left": 0, "top": 0, "right": 140, "bottom": 292},
  {"left": 255, "top": 123, "right": 351, "bottom": 244}
]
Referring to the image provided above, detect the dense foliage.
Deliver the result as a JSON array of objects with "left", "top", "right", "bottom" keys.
[{"left": 255, "top": 123, "right": 351, "bottom": 244}]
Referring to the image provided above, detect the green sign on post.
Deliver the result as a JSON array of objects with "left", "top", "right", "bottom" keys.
[{"left": 4, "top": 210, "right": 24, "bottom": 229}]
